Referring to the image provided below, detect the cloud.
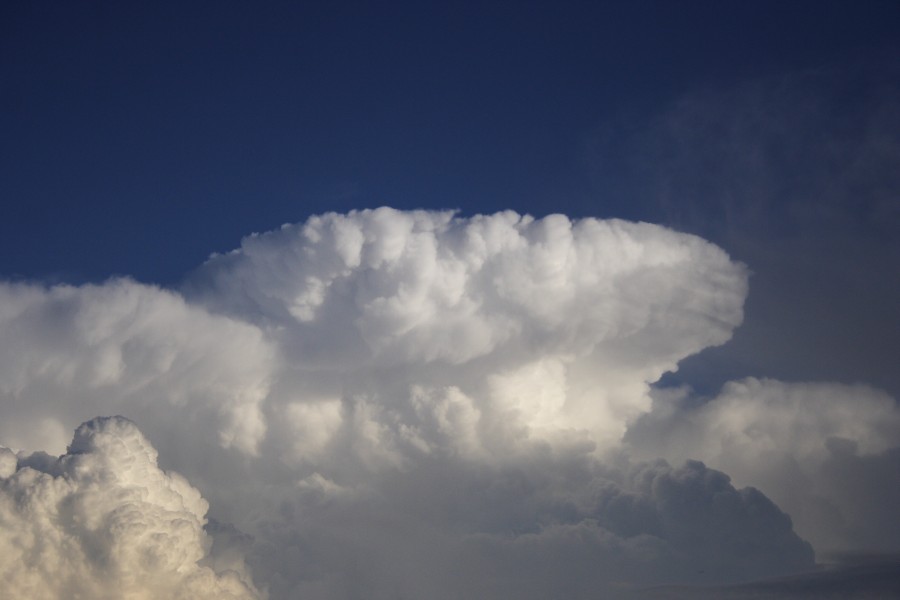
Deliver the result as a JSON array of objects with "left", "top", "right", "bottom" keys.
[
  {"left": 2, "top": 208, "right": 878, "bottom": 598},
  {"left": 186, "top": 207, "right": 747, "bottom": 451},
  {"left": 448, "top": 458, "right": 813, "bottom": 596},
  {"left": 0, "top": 416, "right": 262, "bottom": 600},
  {"left": 0, "top": 279, "right": 275, "bottom": 457},
  {"left": 585, "top": 50, "right": 900, "bottom": 405},
  {"left": 588, "top": 49, "right": 900, "bottom": 242},
  {"left": 246, "top": 452, "right": 812, "bottom": 599},
  {"left": 627, "top": 378, "right": 900, "bottom": 555},
  {"left": 635, "top": 557, "right": 900, "bottom": 600}
]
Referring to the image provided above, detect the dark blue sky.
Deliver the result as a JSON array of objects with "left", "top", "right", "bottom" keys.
[{"left": 2, "top": 0, "right": 898, "bottom": 284}]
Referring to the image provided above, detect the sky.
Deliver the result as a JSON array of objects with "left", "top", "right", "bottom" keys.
[{"left": 1, "top": 1, "right": 899, "bottom": 598}]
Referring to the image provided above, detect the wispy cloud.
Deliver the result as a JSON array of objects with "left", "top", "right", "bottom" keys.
[{"left": 586, "top": 50, "right": 900, "bottom": 397}]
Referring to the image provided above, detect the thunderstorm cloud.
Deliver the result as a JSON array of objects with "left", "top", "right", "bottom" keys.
[{"left": 0, "top": 209, "right": 895, "bottom": 598}]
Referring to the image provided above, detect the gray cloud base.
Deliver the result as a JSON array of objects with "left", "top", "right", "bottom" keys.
[{"left": 628, "top": 378, "right": 900, "bottom": 555}]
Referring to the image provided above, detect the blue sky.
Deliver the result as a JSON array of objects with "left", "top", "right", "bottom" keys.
[
  {"left": 2, "top": 1, "right": 897, "bottom": 283},
  {"left": 1, "top": 2, "right": 899, "bottom": 599}
]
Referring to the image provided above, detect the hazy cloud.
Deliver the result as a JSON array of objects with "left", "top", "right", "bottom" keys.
[
  {"left": 628, "top": 378, "right": 900, "bottom": 554},
  {"left": 635, "top": 557, "right": 900, "bottom": 600},
  {"left": 587, "top": 50, "right": 900, "bottom": 397},
  {"left": 243, "top": 451, "right": 812, "bottom": 599}
]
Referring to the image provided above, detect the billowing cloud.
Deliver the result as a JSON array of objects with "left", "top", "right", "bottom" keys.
[
  {"left": 0, "top": 416, "right": 262, "bottom": 599},
  {"left": 0, "top": 279, "right": 275, "bottom": 457},
  {"left": 3, "top": 208, "right": 886, "bottom": 598},
  {"left": 186, "top": 207, "right": 747, "bottom": 450}
]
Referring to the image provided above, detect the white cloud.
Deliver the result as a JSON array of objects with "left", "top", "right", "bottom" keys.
[
  {"left": 187, "top": 208, "right": 748, "bottom": 451},
  {"left": 0, "top": 279, "right": 275, "bottom": 456},
  {"left": 0, "top": 209, "right": 861, "bottom": 598},
  {"left": 0, "top": 416, "right": 262, "bottom": 600}
]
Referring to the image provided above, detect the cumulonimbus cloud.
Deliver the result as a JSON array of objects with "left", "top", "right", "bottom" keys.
[
  {"left": 186, "top": 207, "right": 748, "bottom": 451},
  {"left": 4, "top": 208, "right": 890, "bottom": 598}
]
